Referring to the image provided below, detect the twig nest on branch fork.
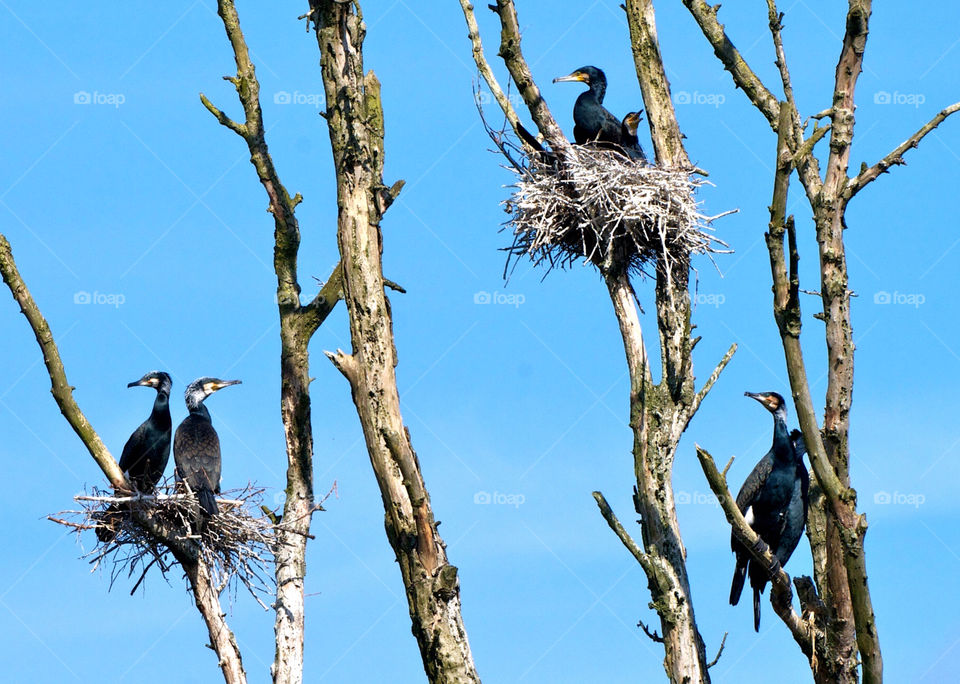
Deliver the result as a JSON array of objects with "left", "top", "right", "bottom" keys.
[
  {"left": 504, "top": 145, "right": 732, "bottom": 276},
  {"left": 53, "top": 482, "right": 276, "bottom": 603}
]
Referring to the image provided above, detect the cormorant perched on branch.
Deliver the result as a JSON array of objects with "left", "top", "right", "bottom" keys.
[
  {"left": 95, "top": 371, "right": 173, "bottom": 543},
  {"left": 174, "top": 377, "right": 241, "bottom": 517},
  {"left": 553, "top": 66, "right": 624, "bottom": 146},
  {"left": 729, "top": 391, "right": 809, "bottom": 631},
  {"left": 119, "top": 371, "right": 173, "bottom": 492},
  {"left": 620, "top": 111, "right": 647, "bottom": 162}
]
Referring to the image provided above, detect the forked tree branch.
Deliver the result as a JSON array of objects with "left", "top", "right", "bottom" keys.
[{"left": 0, "top": 233, "right": 246, "bottom": 684}]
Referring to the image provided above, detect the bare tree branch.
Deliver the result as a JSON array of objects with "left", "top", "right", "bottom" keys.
[
  {"left": 457, "top": 0, "right": 531, "bottom": 151},
  {"left": 681, "top": 0, "right": 781, "bottom": 129},
  {"left": 706, "top": 632, "right": 727, "bottom": 669},
  {"left": 591, "top": 491, "right": 656, "bottom": 578},
  {"left": 485, "top": 0, "right": 571, "bottom": 156},
  {"left": 765, "top": 1, "right": 797, "bottom": 116},
  {"left": 694, "top": 445, "right": 813, "bottom": 656},
  {"left": 1, "top": 233, "right": 246, "bottom": 683},
  {"left": 0, "top": 234, "right": 125, "bottom": 489},
  {"left": 688, "top": 342, "right": 737, "bottom": 422},
  {"left": 624, "top": 0, "right": 689, "bottom": 164},
  {"left": 847, "top": 101, "right": 960, "bottom": 197},
  {"left": 200, "top": 2, "right": 346, "bottom": 680}
]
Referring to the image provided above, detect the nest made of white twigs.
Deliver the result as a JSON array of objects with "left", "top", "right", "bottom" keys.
[
  {"left": 51, "top": 481, "right": 276, "bottom": 604},
  {"left": 504, "top": 144, "right": 732, "bottom": 276}
]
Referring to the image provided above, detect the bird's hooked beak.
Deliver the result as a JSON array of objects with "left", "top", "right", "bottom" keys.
[
  {"left": 128, "top": 377, "right": 158, "bottom": 389},
  {"left": 210, "top": 379, "right": 242, "bottom": 392},
  {"left": 553, "top": 71, "right": 588, "bottom": 84},
  {"left": 744, "top": 391, "right": 778, "bottom": 412}
]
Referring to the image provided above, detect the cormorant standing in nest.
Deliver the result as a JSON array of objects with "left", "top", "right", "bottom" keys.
[
  {"left": 620, "top": 111, "right": 647, "bottom": 162},
  {"left": 729, "top": 392, "right": 809, "bottom": 631},
  {"left": 174, "top": 377, "right": 241, "bottom": 517},
  {"left": 120, "top": 371, "right": 173, "bottom": 491},
  {"left": 95, "top": 371, "right": 173, "bottom": 543},
  {"left": 553, "top": 66, "right": 624, "bottom": 146}
]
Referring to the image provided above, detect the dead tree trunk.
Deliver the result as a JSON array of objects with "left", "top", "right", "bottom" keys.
[
  {"left": 458, "top": 1, "right": 734, "bottom": 680},
  {"left": 180, "top": 553, "right": 248, "bottom": 684},
  {"left": 200, "top": 2, "right": 344, "bottom": 682},
  {"left": 307, "top": 2, "right": 480, "bottom": 682},
  {"left": 684, "top": 1, "right": 959, "bottom": 681}
]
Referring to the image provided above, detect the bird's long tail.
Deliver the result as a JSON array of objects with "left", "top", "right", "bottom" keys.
[
  {"left": 753, "top": 587, "right": 762, "bottom": 632},
  {"left": 198, "top": 487, "right": 219, "bottom": 516},
  {"left": 729, "top": 559, "right": 747, "bottom": 606}
]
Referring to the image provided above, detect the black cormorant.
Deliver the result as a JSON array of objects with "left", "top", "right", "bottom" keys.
[
  {"left": 119, "top": 371, "right": 173, "bottom": 492},
  {"left": 174, "top": 377, "right": 241, "bottom": 517},
  {"left": 729, "top": 391, "right": 808, "bottom": 631},
  {"left": 95, "top": 371, "right": 173, "bottom": 543},
  {"left": 777, "top": 429, "right": 810, "bottom": 575},
  {"left": 553, "top": 66, "right": 624, "bottom": 146},
  {"left": 620, "top": 110, "right": 647, "bottom": 161}
]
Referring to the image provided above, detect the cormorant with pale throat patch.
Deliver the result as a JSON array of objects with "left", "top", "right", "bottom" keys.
[
  {"left": 95, "top": 371, "right": 173, "bottom": 543},
  {"left": 174, "top": 377, "right": 241, "bottom": 517}
]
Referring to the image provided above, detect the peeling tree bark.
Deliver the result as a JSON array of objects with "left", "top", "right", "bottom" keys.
[
  {"left": 200, "top": 2, "right": 345, "bottom": 681},
  {"left": 308, "top": 2, "right": 480, "bottom": 682}
]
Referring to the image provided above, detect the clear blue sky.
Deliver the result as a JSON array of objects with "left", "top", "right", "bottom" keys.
[{"left": 1, "top": 2, "right": 958, "bottom": 682}]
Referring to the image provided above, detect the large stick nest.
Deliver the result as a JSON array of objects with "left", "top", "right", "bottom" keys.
[
  {"left": 51, "top": 481, "right": 277, "bottom": 604},
  {"left": 505, "top": 144, "right": 732, "bottom": 277}
]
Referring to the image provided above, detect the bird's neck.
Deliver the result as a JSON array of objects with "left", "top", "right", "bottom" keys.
[
  {"left": 772, "top": 413, "right": 792, "bottom": 461},
  {"left": 589, "top": 80, "right": 606, "bottom": 103},
  {"left": 188, "top": 403, "right": 211, "bottom": 422},
  {"left": 152, "top": 391, "right": 171, "bottom": 425}
]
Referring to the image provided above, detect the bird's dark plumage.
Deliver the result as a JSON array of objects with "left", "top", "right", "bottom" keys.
[
  {"left": 96, "top": 371, "right": 172, "bottom": 543},
  {"left": 119, "top": 371, "right": 173, "bottom": 492},
  {"left": 174, "top": 377, "right": 241, "bottom": 517},
  {"left": 554, "top": 66, "right": 624, "bottom": 147},
  {"left": 730, "top": 392, "right": 809, "bottom": 631}
]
